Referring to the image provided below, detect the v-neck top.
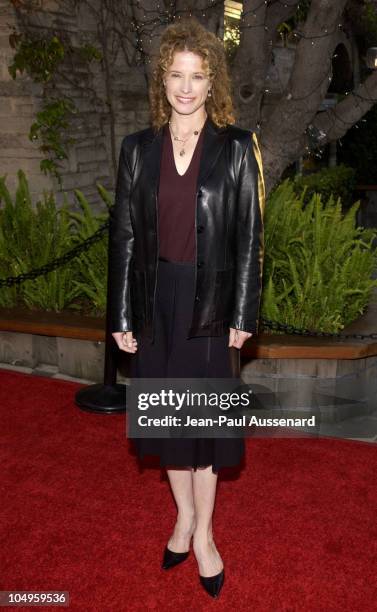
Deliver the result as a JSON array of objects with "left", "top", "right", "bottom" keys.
[{"left": 157, "top": 119, "right": 206, "bottom": 262}]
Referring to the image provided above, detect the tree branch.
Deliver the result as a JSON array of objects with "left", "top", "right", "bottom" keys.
[
  {"left": 313, "top": 69, "right": 377, "bottom": 144},
  {"left": 260, "top": 0, "right": 350, "bottom": 192},
  {"left": 232, "top": 1, "right": 299, "bottom": 126}
]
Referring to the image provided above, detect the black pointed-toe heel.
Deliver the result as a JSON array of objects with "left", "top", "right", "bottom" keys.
[
  {"left": 199, "top": 569, "right": 225, "bottom": 598},
  {"left": 162, "top": 546, "right": 190, "bottom": 570}
]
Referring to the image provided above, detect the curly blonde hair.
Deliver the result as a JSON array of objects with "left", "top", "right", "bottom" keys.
[{"left": 149, "top": 17, "right": 236, "bottom": 131}]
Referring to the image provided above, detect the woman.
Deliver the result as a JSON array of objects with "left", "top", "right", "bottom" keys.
[{"left": 109, "top": 18, "right": 265, "bottom": 599}]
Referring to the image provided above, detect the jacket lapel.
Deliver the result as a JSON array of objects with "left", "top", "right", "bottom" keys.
[
  {"left": 196, "top": 118, "right": 228, "bottom": 191},
  {"left": 139, "top": 126, "right": 164, "bottom": 196}
]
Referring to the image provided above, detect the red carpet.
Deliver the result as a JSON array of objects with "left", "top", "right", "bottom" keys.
[{"left": 0, "top": 368, "right": 376, "bottom": 612}]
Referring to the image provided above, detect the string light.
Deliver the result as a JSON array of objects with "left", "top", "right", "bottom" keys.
[{"left": 109, "top": 0, "right": 377, "bottom": 147}]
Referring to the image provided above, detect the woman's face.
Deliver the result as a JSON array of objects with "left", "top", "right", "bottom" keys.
[{"left": 163, "top": 50, "right": 211, "bottom": 117}]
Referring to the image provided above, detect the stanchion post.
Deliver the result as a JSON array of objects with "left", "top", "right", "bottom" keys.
[{"left": 75, "top": 234, "right": 128, "bottom": 414}]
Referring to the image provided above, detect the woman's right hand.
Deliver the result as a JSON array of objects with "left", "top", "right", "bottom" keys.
[{"left": 112, "top": 331, "right": 138, "bottom": 353}]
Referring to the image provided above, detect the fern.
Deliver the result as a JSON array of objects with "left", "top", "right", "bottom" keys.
[
  {"left": 1, "top": 172, "right": 376, "bottom": 331},
  {"left": 0, "top": 171, "right": 109, "bottom": 313},
  {"left": 261, "top": 179, "right": 377, "bottom": 333}
]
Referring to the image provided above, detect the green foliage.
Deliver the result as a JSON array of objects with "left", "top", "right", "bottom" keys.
[
  {"left": 277, "top": 0, "right": 311, "bottom": 44},
  {"left": 0, "top": 170, "right": 80, "bottom": 310},
  {"left": 68, "top": 188, "right": 110, "bottom": 316},
  {"left": 8, "top": 32, "right": 65, "bottom": 83},
  {"left": 0, "top": 171, "right": 109, "bottom": 315},
  {"left": 29, "top": 98, "right": 76, "bottom": 184},
  {"left": 293, "top": 0, "right": 312, "bottom": 23},
  {"left": 261, "top": 179, "right": 377, "bottom": 333},
  {"left": 77, "top": 43, "right": 103, "bottom": 62},
  {"left": 8, "top": 29, "right": 100, "bottom": 183},
  {"left": 346, "top": 0, "right": 377, "bottom": 54},
  {"left": 1, "top": 172, "right": 376, "bottom": 334},
  {"left": 8, "top": 31, "right": 75, "bottom": 183},
  {"left": 224, "top": 20, "right": 240, "bottom": 64},
  {"left": 362, "top": 0, "right": 377, "bottom": 46},
  {"left": 292, "top": 164, "right": 357, "bottom": 209}
]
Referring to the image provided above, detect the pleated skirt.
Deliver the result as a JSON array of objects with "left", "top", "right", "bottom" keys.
[{"left": 129, "top": 258, "right": 245, "bottom": 474}]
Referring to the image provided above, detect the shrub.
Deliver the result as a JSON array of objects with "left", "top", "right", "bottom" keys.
[
  {"left": 1, "top": 172, "right": 376, "bottom": 334},
  {"left": 0, "top": 170, "right": 79, "bottom": 310},
  {"left": 292, "top": 163, "right": 357, "bottom": 209},
  {"left": 261, "top": 179, "right": 377, "bottom": 333},
  {"left": 0, "top": 170, "right": 109, "bottom": 314},
  {"left": 68, "top": 187, "right": 110, "bottom": 316}
]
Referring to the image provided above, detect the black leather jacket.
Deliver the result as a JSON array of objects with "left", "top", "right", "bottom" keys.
[{"left": 108, "top": 117, "right": 265, "bottom": 341}]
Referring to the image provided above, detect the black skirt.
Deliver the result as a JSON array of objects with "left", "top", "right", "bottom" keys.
[{"left": 129, "top": 258, "right": 245, "bottom": 474}]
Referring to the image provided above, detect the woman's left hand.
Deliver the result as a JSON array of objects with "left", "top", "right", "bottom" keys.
[{"left": 228, "top": 327, "right": 253, "bottom": 349}]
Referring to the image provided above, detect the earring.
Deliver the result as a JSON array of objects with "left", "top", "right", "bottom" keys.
[{"left": 207, "top": 89, "right": 212, "bottom": 97}]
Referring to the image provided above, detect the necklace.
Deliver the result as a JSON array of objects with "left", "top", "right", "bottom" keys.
[{"left": 168, "top": 117, "right": 207, "bottom": 156}]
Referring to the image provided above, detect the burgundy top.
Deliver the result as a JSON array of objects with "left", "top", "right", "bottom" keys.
[{"left": 157, "top": 120, "right": 206, "bottom": 262}]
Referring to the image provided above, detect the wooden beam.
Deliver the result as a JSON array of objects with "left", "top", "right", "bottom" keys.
[{"left": 1, "top": 308, "right": 376, "bottom": 359}]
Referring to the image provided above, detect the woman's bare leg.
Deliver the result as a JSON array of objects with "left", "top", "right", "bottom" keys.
[
  {"left": 166, "top": 468, "right": 196, "bottom": 552},
  {"left": 192, "top": 466, "right": 223, "bottom": 577}
]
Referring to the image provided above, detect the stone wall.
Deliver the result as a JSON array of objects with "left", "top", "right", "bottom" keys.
[
  {"left": 1, "top": 328, "right": 376, "bottom": 440},
  {"left": 0, "top": 0, "right": 149, "bottom": 212},
  {"left": 0, "top": 328, "right": 129, "bottom": 383},
  {"left": 1, "top": 1, "right": 361, "bottom": 214}
]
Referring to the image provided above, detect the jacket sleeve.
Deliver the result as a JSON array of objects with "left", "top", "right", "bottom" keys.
[
  {"left": 108, "top": 136, "right": 135, "bottom": 333},
  {"left": 230, "top": 132, "right": 265, "bottom": 335}
]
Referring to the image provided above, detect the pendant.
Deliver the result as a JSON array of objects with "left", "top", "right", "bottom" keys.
[{"left": 180, "top": 149, "right": 185, "bottom": 156}]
